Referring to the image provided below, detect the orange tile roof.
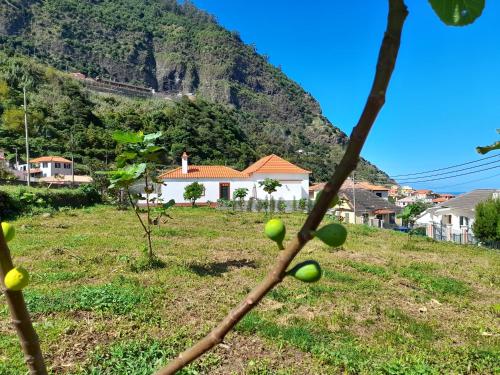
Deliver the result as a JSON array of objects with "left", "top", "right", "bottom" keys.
[
  {"left": 432, "top": 197, "right": 448, "bottom": 203},
  {"left": 356, "top": 181, "right": 390, "bottom": 191},
  {"left": 242, "top": 154, "right": 310, "bottom": 175},
  {"left": 309, "top": 183, "right": 326, "bottom": 192},
  {"left": 30, "top": 156, "right": 72, "bottom": 163},
  {"left": 160, "top": 166, "right": 248, "bottom": 179},
  {"left": 415, "top": 189, "right": 432, "bottom": 194}
]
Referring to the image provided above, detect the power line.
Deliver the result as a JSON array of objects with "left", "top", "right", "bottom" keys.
[
  {"left": 390, "top": 153, "right": 500, "bottom": 177},
  {"left": 424, "top": 172, "right": 500, "bottom": 191},
  {"left": 397, "top": 165, "right": 500, "bottom": 184},
  {"left": 395, "top": 159, "right": 500, "bottom": 182}
]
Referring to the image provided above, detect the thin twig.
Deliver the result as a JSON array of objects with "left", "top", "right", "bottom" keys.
[
  {"left": 156, "top": 1, "right": 408, "bottom": 373},
  {"left": 127, "top": 190, "right": 149, "bottom": 235},
  {"left": 0, "top": 230, "right": 48, "bottom": 374}
]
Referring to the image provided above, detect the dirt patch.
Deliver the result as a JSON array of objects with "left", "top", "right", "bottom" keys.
[{"left": 210, "top": 332, "right": 319, "bottom": 374}]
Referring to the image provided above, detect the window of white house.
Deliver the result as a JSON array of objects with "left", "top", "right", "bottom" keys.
[
  {"left": 459, "top": 216, "right": 469, "bottom": 226},
  {"left": 55, "top": 162, "right": 61, "bottom": 168},
  {"left": 42, "top": 162, "right": 48, "bottom": 168},
  {"left": 64, "top": 163, "right": 71, "bottom": 169},
  {"left": 375, "top": 192, "right": 382, "bottom": 197}
]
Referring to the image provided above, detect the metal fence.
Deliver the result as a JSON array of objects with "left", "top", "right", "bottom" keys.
[{"left": 430, "top": 223, "right": 478, "bottom": 245}]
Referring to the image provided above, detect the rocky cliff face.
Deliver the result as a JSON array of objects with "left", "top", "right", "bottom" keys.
[{"left": 0, "top": 0, "right": 391, "bottom": 183}]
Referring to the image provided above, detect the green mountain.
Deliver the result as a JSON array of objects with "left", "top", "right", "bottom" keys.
[{"left": 0, "top": 0, "right": 391, "bottom": 183}]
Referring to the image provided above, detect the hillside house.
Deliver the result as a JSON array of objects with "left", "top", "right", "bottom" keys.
[
  {"left": 415, "top": 189, "right": 499, "bottom": 244},
  {"left": 16, "top": 156, "right": 73, "bottom": 178},
  {"left": 411, "top": 189, "right": 438, "bottom": 203},
  {"left": 309, "top": 180, "right": 390, "bottom": 200},
  {"left": 160, "top": 153, "right": 310, "bottom": 204},
  {"left": 335, "top": 188, "right": 402, "bottom": 227}
]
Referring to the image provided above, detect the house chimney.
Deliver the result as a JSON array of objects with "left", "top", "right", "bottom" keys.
[{"left": 181, "top": 152, "right": 188, "bottom": 174}]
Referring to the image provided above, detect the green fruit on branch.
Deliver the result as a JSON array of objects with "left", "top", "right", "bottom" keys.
[
  {"left": 1, "top": 222, "right": 15, "bottom": 242},
  {"left": 4, "top": 267, "right": 30, "bottom": 291},
  {"left": 287, "top": 260, "right": 322, "bottom": 283},
  {"left": 315, "top": 190, "right": 339, "bottom": 209},
  {"left": 264, "top": 218, "right": 286, "bottom": 249},
  {"left": 312, "top": 223, "right": 347, "bottom": 247}
]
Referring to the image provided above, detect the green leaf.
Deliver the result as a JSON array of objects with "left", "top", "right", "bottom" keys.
[
  {"left": 113, "top": 130, "right": 144, "bottom": 144},
  {"left": 126, "top": 163, "right": 147, "bottom": 179},
  {"left": 143, "top": 131, "right": 162, "bottom": 143},
  {"left": 115, "top": 151, "right": 138, "bottom": 167},
  {"left": 476, "top": 142, "right": 500, "bottom": 154},
  {"left": 428, "top": 0, "right": 485, "bottom": 26},
  {"left": 476, "top": 129, "right": 500, "bottom": 154},
  {"left": 162, "top": 199, "right": 175, "bottom": 209}
]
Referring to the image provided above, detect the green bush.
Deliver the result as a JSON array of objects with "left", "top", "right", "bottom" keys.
[
  {"left": 0, "top": 185, "right": 101, "bottom": 219},
  {"left": 472, "top": 198, "right": 500, "bottom": 243}
]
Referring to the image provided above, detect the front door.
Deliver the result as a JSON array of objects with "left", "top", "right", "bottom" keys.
[{"left": 219, "top": 183, "right": 230, "bottom": 200}]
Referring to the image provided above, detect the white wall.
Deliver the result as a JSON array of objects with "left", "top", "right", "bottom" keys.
[
  {"left": 250, "top": 173, "right": 309, "bottom": 200},
  {"left": 416, "top": 210, "right": 475, "bottom": 235},
  {"left": 161, "top": 178, "right": 252, "bottom": 203},
  {"left": 161, "top": 173, "right": 309, "bottom": 204},
  {"left": 44, "top": 162, "right": 72, "bottom": 177}
]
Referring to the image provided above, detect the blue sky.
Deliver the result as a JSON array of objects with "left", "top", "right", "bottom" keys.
[{"left": 190, "top": 0, "right": 500, "bottom": 192}]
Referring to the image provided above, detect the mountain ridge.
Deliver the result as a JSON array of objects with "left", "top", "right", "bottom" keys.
[{"left": 0, "top": 0, "right": 391, "bottom": 183}]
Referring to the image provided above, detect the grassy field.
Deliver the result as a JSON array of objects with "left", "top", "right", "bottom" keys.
[{"left": 1, "top": 205, "right": 499, "bottom": 374}]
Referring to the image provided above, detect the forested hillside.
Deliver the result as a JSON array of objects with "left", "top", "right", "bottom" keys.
[{"left": 0, "top": 0, "right": 391, "bottom": 182}]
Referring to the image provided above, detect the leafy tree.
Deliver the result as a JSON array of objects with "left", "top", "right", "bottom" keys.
[
  {"left": 233, "top": 187, "right": 248, "bottom": 210},
  {"left": 259, "top": 178, "right": 281, "bottom": 215},
  {"left": 1, "top": 107, "right": 24, "bottom": 132},
  {"left": 472, "top": 198, "right": 500, "bottom": 244},
  {"left": 106, "top": 130, "right": 169, "bottom": 261},
  {"left": 184, "top": 182, "right": 204, "bottom": 207},
  {"left": 398, "top": 202, "right": 430, "bottom": 227}
]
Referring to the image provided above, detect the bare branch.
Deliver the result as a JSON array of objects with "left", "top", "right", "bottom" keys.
[
  {"left": 127, "top": 190, "right": 149, "bottom": 235},
  {"left": 3, "top": 0, "right": 20, "bottom": 10},
  {"left": 156, "top": 1, "right": 408, "bottom": 373}
]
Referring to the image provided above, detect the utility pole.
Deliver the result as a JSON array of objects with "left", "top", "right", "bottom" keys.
[
  {"left": 70, "top": 132, "right": 75, "bottom": 187},
  {"left": 23, "top": 85, "right": 30, "bottom": 187},
  {"left": 352, "top": 172, "right": 356, "bottom": 224}
]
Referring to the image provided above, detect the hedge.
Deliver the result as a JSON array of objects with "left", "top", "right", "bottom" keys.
[{"left": 0, "top": 185, "right": 101, "bottom": 219}]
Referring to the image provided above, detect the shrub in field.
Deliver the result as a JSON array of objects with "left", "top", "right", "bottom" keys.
[
  {"left": 233, "top": 188, "right": 248, "bottom": 211},
  {"left": 472, "top": 198, "right": 500, "bottom": 244},
  {"left": 298, "top": 198, "right": 307, "bottom": 211},
  {"left": 184, "top": 182, "right": 205, "bottom": 207},
  {"left": 255, "top": 199, "right": 263, "bottom": 213},
  {"left": 246, "top": 197, "right": 254, "bottom": 212},
  {"left": 0, "top": 185, "right": 101, "bottom": 219},
  {"left": 277, "top": 198, "right": 286, "bottom": 213}
]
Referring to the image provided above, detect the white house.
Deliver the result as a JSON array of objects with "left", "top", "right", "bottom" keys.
[
  {"left": 159, "top": 153, "right": 310, "bottom": 204},
  {"left": 16, "top": 156, "right": 73, "bottom": 178},
  {"left": 415, "top": 189, "right": 499, "bottom": 244}
]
